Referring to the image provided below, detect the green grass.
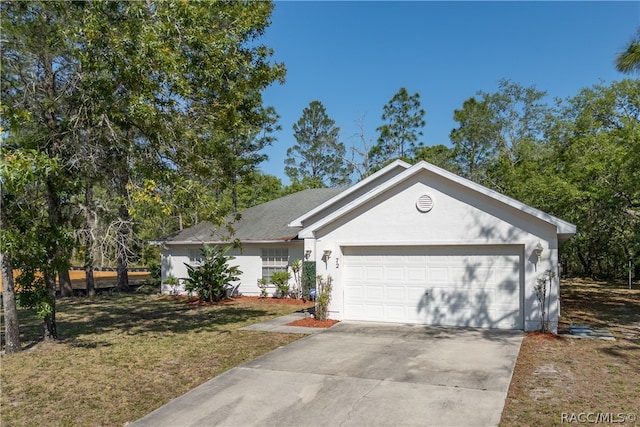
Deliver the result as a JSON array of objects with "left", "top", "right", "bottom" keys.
[
  {"left": 500, "top": 279, "right": 640, "bottom": 426},
  {"left": 1, "top": 288, "right": 311, "bottom": 426},
  {"left": 4, "top": 279, "right": 637, "bottom": 427}
]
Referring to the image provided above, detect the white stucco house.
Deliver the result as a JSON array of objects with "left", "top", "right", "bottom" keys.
[{"left": 157, "top": 160, "right": 575, "bottom": 332}]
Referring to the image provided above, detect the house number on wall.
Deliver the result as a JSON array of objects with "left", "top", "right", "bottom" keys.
[{"left": 335, "top": 258, "right": 339, "bottom": 268}]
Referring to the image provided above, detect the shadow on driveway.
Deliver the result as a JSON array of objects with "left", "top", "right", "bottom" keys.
[{"left": 131, "top": 321, "right": 523, "bottom": 427}]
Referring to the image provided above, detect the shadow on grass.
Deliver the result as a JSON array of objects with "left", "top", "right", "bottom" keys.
[
  {"left": 561, "top": 279, "right": 640, "bottom": 328},
  {"left": 561, "top": 279, "right": 640, "bottom": 368},
  {"left": 8, "top": 293, "right": 287, "bottom": 348}
]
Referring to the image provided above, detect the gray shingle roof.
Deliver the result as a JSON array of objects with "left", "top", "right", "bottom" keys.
[{"left": 163, "top": 188, "right": 345, "bottom": 244}]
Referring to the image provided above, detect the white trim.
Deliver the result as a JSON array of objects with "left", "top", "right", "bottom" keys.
[
  {"left": 288, "top": 159, "right": 412, "bottom": 227},
  {"left": 421, "top": 161, "right": 576, "bottom": 234},
  {"left": 299, "top": 161, "right": 576, "bottom": 239},
  {"left": 335, "top": 241, "right": 526, "bottom": 248},
  {"left": 164, "top": 239, "right": 295, "bottom": 245}
]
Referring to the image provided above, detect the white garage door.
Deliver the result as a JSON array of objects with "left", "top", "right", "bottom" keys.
[{"left": 343, "top": 246, "right": 523, "bottom": 329}]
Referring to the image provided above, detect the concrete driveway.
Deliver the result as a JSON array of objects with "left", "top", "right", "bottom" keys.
[{"left": 131, "top": 322, "right": 523, "bottom": 427}]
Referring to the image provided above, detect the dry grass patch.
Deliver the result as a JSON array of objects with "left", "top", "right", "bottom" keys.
[
  {"left": 501, "top": 279, "right": 640, "bottom": 426},
  {"left": 1, "top": 291, "right": 313, "bottom": 426}
]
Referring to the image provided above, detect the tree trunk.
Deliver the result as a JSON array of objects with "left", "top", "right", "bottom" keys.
[
  {"left": 58, "top": 268, "right": 73, "bottom": 297},
  {"left": 84, "top": 184, "right": 96, "bottom": 298},
  {"left": 115, "top": 203, "right": 130, "bottom": 292},
  {"left": 576, "top": 248, "right": 592, "bottom": 277},
  {"left": 43, "top": 270, "right": 58, "bottom": 341},
  {"left": 44, "top": 179, "right": 61, "bottom": 341},
  {"left": 85, "top": 265, "right": 96, "bottom": 299},
  {"left": 231, "top": 173, "right": 238, "bottom": 213},
  {"left": 1, "top": 252, "right": 22, "bottom": 353}
]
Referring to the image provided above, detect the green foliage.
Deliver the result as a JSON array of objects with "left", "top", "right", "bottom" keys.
[
  {"left": 554, "top": 79, "right": 640, "bottom": 278},
  {"left": 141, "top": 244, "right": 161, "bottom": 282},
  {"left": 450, "top": 80, "right": 550, "bottom": 188},
  {"left": 163, "top": 275, "right": 180, "bottom": 295},
  {"left": 237, "top": 173, "right": 284, "bottom": 209},
  {"left": 412, "top": 144, "right": 460, "bottom": 174},
  {"left": 1, "top": 0, "right": 285, "bottom": 338},
  {"left": 184, "top": 245, "right": 242, "bottom": 303},
  {"left": 370, "top": 88, "right": 426, "bottom": 170},
  {"left": 616, "top": 28, "right": 640, "bottom": 74},
  {"left": 315, "top": 275, "right": 333, "bottom": 321},
  {"left": 257, "top": 278, "right": 269, "bottom": 298},
  {"left": 450, "top": 97, "right": 498, "bottom": 184},
  {"left": 1, "top": 148, "right": 70, "bottom": 332},
  {"left": 14, "top": 270, "right": 53, "bottom": 318},
  {"left": 270, "top": 271, "right": 291, "bottom": 298},
  {"left": 290, "top": 259, "right": 302, "bottom": 299},
  {"left": 446, "top": 78, "right": 640, "bottom": 279},
  {"left": 302, "top": 261, "right": 316, "bottom": 300},
  {"left": 285, "top": 100, "right": 352, "bottom": 188}
]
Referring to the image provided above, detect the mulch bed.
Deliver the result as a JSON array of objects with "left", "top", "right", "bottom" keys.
[
  {"left": 237, "top": 296, "right": 314, "bottom": 306},
  {"left": 286, "top": 317, "right": 339, "bottom": 328},
  {"left": 525, "top": 331, "right": 565, "bottom": 340},
  {"left": 155, "top": 294, "right": 315, "bottom": 307}
]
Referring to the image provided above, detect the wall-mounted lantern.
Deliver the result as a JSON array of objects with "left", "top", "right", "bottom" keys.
[
  {"left": 305, "top": 249, "right": 312, "bottom": 260},
  {"left": 323, "top": 249, "right": 332, "bottom": 259},
  {"left": 534, "top": 241, "right": 544, "bottom": 261}
]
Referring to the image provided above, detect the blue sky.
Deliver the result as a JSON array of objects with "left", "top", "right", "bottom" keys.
[{"left": 259, "top": 1, "right": 639, "bottom": 184}]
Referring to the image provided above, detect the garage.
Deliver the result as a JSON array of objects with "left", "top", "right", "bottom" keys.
[{"left": 343, "top": 245, "right": 523, "bottom": 329}]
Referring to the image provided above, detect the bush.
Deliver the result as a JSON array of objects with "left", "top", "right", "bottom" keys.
[
  {"left": 270, "top": 271, "right": 291, "bottom": 298},
  {"left": 290, "top": 259, "right": 302, "bottom": 299},
  {"left": 184, "top": 245, "right": 241, "bottom": 303},
  {"left": 257, "top": 278, "right": 269, "bottom": 298},
  {"left": 302, "top": 261, "right": 316, "bottom": 300},
  {"left": 535, "top": 269, "right": 556, "bottom": 333},
  {"left": 315, "top": 275, "right": 333, "bottom": 321},
  {"left": 164, "top": 275, "right": 180, "bottom": 295}
]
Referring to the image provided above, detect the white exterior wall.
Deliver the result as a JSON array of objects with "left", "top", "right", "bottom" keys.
[
  {"left": 309, "top": 173, "right": 560, "bottom": 332},
  {"left": 161, "top": 242, "right": 304, "bottom": 297}
]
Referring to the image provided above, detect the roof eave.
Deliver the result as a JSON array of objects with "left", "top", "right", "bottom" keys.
[{"left": 162, "top": 238, "right": 299, "bottom": 246}]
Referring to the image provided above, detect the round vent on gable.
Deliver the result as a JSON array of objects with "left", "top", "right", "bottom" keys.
[{"left": 416, "top": 194, "right": 434, "bottom": 213}]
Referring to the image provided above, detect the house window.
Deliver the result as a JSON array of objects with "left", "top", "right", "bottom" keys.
[
  {"left": 261, "top": 248, "right": 289, "bottom": 282},
  {"left": 188, "top": 248, "right": 203, "bottom": 266}
]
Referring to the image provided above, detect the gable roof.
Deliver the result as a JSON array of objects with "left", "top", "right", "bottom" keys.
[
  {"left": 288, "top": 159, "right": 412, "bottom": 227},
  {"left": 298, "top": 160, "right": 577, "bottom": 240},
  {"left": 162, "top": 188, "right": 345, "bottom": 245},
  {"left": 161, "top": 160, "right": 576, "bottom": 246}
]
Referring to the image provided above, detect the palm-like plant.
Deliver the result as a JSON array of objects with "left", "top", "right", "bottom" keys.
[{"left": 184, "top": 245, "right": 241, "bottom": 303}]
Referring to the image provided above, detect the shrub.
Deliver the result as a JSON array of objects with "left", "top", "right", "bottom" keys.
[
  {"left": 535, "top": 269, "right": 556, "bottom": 333},
  {"left": 164, "top": 275, "right": 180, "bottom": 295},
  {"left": 184, "top": 245, "right": 241, "bottom": 303},
  {"left": 257, "top": 278, "right": 269, "bottom": 298},
  {"left": 290, "top": 259, "right": 302, "bottom": 299},
  {"left": 315, "top": 275, "right": 333, "bottom": 321},
  {"left": 270, "top": 271, "right": 291, "bottom": 298},
  {"left": 302, "top": 261, "right": 316, "bottom": 300}
]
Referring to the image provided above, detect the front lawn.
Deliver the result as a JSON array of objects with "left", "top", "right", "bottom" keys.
[
  {"left": 501, "top": 279, "right": 640, "bottom": 426},
  {"left": 1, "top": 290, "right": 312, "bottom": 426},
  {"left": 3, "top": 279, "right": 637, "bottom": 426}
]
